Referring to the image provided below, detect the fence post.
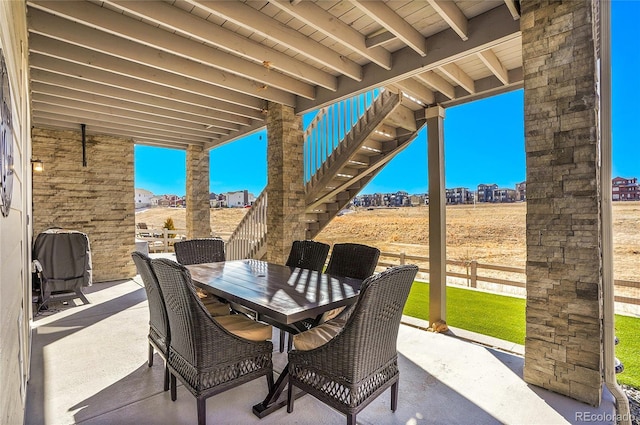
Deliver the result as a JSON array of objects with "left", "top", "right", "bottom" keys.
[
  {"left": 399, "top": 251, "right": 405, "bottom": 265},
  {"left": 163, "top": 229, "right": 169, "bottom": 253},
  {"left": 470, "top": 260, "right": 477, "bottom": 288}
]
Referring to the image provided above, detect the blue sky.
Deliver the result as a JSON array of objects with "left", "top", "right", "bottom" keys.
[{"left": 135, "top": 1, "right": 638, "bottom": 197}]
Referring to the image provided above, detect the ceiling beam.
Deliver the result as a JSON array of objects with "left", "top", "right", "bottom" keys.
[
  {"left": 439, "top": 67, "right": 523, "bottom": 108},
  {"left": 439, "top": 63, "right": 475, "bottom": 94},
  {"left": 427, "top": 0, "right": 468, "bottom": 41},
  {"left": 104, "top": 0, "right": 337, "bottom": 91},
  {"left": 33, "top": 111, "right": 211, "bottom": 145},
  {"left": 414, "top": 71, "right": 455, "bottom": 100},
  {"left": 29, "top": 7, "right": 298, "bottom": 105},
  {"left": 392, "top": 79, "right": 435, "bottom": 105},
  {"left": 350, "top": 0, "right": 427, "bottom": 57},
  {"left": 267, "top": 0, "right": 391, "bottom": 70},
  {"left": 477, "top": 48, "right": 509, "bottom": 85},
  {"left": 204, "top": 121, "right": 266, "bottom": 151},
  {"left": 33, "top": 117, "right": 195, "bottom": 149},
  {"left": 296, "top": 6, "right": 520, "bottom": 113},
  {"left": 365, "top": 31, "right": 396, "bottom": 48},
  {"left": 32, "top": 93, "right": 233, "bottom": 137},
  {"left": 504, "top": 0, "right": 521, "bottom": 20},
  {"left": 186, "top": 0, "right": 363, "bottom": 81},
  {"left": 29, "top": 1, "right": 312, "bottom": 100},
  {"left": 28, "top": 37, "right": 268, "bottom": 113},
  {"left": 29, "top": 68, "right": 259, "bottom": 126},
  {"left": 33, "top": 101, "right": 219, "bottom": 140}
]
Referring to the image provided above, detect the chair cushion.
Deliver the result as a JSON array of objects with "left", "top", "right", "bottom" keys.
[
  {"left": 214, "top": 315, "right": 272, "bottom": 342},
  {"left": 293, "top": 319, "right": 345, "bottom": 351},
  {"left": 197, "top": 290, "right": 230, "bottom": 316}
]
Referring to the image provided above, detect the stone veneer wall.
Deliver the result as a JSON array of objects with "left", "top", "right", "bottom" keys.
[
  {"left": 186, "top": 145, "right": 211, "bottom": 239},
  {"left": 32, "top": 127, "right": 136, "bottom": 282},
  {"left": 265, "top": 102, "right": 306, "bottom": 264},
  {"left": 522, "top": 1, "right": 603, "bottom": 406}
]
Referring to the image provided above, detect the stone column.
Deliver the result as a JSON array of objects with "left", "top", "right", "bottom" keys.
[
  {"left": 266, "top": 102, "right": 306, "bottom": 264},
  {"left": 522, "top": 0, "right": 603, "bottom": 406},
  {"left": 186, "top": 145, "right": 211, "bottom": 239},
  {"left": 426, "top": 106, "right": 446, "bottom": 325}
]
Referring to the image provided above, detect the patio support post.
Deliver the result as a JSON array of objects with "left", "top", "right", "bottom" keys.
[
  {"left": 426, "top": 105, "right": 446, "bottom": 325},
  {"left": 522, "top": 0, "right": 604, "bottom": 406},
  {"left": 265, "top": 102, "right": 305, "bottom": 264},
  {"left": 186, "top": 144, "right": 211, "bottom": 239}
]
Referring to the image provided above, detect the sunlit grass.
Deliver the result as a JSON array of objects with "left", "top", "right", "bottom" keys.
[{"left": 404, "top": 281, "right": 640, "bottom": 388}]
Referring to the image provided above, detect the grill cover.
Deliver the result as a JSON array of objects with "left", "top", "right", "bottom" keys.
[{"left": 33, "top": 228, "right": 92, "bottom": 306}]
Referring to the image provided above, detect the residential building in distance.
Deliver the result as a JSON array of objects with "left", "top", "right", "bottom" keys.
[
  {"left": 515, "top": 181, "right": 527, "bottom": 201},
  {"left": 446, "top": 187, "right": 474, "bottom": 204},
  {"left": 612, "top": 176, "right": 639, "bottom": 201},
  {"left": 225, "top": 190, "right": 256, "bottom": 207},
  {"left": 494, "top": 188, "right": 517, "bottom": 203},
  {"left": 135, "top": 188, "right": 154, "bottom": 208},
  {"left": 477, "top": 184, "right": 498, "bottom": 202}
]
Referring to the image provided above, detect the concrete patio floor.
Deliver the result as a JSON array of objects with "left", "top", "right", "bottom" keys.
[{"left": 25, "top": 276, "right": 617, "bottom": 425}]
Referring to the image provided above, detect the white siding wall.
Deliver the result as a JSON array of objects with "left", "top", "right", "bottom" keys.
[{"left": 0, "top": 2, "right": 31, "bottom": 424}]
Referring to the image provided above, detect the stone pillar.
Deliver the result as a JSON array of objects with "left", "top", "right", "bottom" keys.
[
  {"left": 522, "top": 1, "right": 603, "bottom": 406},
  {"left": 265, "top": 102, "right": 305, "bottom": 264},
  {"left": 426, "top": 106, "right": 446, "bottom": 325},
  {"left": 185, "top": 145, "right": 211, "bottom": 239}
]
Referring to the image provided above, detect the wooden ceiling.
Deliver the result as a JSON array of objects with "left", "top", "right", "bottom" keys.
[{"left": 27, "top": 0, "right": 522, "bottom": 150}]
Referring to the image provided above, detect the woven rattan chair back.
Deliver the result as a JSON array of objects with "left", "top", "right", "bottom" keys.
[
  {"left": 285, "top": 240, "right": 330, "bottom": 272},
  {"left": 132, "top": 251, "right": 170, "bottom": 390},
  {"left": 287, "top": 264, "right": 419, "bottom": 425},
  {"left": 174, "top": 238, "right": 225, "bottom": 265},
  {"left": 149, "top": 258, "right": 273, "bottom": 425},
  {"left": 325, "top": 243, "right": 380, "bottom": 280}
]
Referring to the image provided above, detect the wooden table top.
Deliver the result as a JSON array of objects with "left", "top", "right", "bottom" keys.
[{"left": 186, "top": 259, "right": 362, "bottom": 326}]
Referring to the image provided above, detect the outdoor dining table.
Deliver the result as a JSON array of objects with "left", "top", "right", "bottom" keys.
[{"left": 185, "top": 259, "right": 363, "bottom": 418}]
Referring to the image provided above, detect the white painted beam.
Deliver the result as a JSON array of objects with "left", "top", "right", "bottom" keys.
[
  {"left": 365, "top": 31, "right": 396, "bottom": 48},
  {"left": 415, "top": 71, "right": 456, "bottom": 100},
  {"left": 504, "top": 0, "right": 521, "bottom": 20},
  {"left": 104, "top": 0, "right": 337, "bottom": 91},
  {"left": 28, "top": 7, "right": 298, "bottom": 106},
  {"left": 186, "top": 0, "right": 363, "bottom": 81},
  {"left": 392, "top": 79, "right": 435, "bottom": 105},
  {"left": 351, "top": 0, "right": 427, "bottom": 56},
  {"left": 477, "top": 48, "right": 509, "bottom": 85},
  {"left": 427, "top": 0, "right": 468, "bottom": 41},
  {"left": 28, "top": 36, "right": 268, "bottom": 112},
  {"left": 30, "top": 68, "right": 260, "bottom": 125},
  {"left": 439, "top": 63, "right": 475, "bottom": 94},
  {"left": 268, "top": 0, "right": 391, "bottom": 70},
  {"left": 297, "top": 6, "right": 520, "bottom": 113}
]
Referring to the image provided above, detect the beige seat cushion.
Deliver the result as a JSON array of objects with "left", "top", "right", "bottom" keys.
[
  {"left": 214, "top": 315, "right": 272, "bottom": 342},
  {"left": 197, "top": 290, "right": 230, "bottom": 317},
  {"left": 293, "top": 319, "right": 345, "bottom": 351}
]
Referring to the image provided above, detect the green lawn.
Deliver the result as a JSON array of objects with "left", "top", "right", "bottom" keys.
[{"left": 403, "top": 280, "right": 640, "bottom": 388}]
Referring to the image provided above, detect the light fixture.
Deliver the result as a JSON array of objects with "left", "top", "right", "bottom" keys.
[{"left": 31, "top": 159, "right": 44, "bottom": 173}]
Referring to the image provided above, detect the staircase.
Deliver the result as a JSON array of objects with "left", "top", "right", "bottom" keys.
[{"left": 227, "top": 88, "right": 426, "bottom": 259}]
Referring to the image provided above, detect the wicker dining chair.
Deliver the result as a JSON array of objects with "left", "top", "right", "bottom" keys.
[
  {"left": 325, "top": 242, "right": 381, "bottom": 281},
  {"left": 131, "top": 251, "right": 171, "bottom": 391},
  {"left": 287, "top": 264, "right": 419, "bottom": 425},
  {"left": 174, "top": 238, "right": 230, "bottom": 316},
  {"left": 150, "top": 258, "right": 274, "bottom": 425},
  {"left": 174, "top": 238, "right": 225, "bottom": 265},
  {"left": 278, "top": 240, "right": 331, "bottom": 352},
  {"left": 285, "top": 240, "right": 330, "bottom": 271}
]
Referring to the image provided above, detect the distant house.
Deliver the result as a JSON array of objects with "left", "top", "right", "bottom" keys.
[
  {"left": 612, "top": 177, "right": 639, "bottom": 201},
  {"left": 135, "top": 188, "right": 154, "bottom": 208},
  {"left": 225, "top": 190, "right": 255, "bottom": 207},
  {"left": 494, "top": 188, "right": 517, "bottom": 203},
  {"left": 446, "top": 187, "right": 473, "bottom": 204},
  {"left": 515, "top": 181, "right": 527, "bottom": 201},
  {"left": 477, "top": 184, "right": 498, "bottom": 202}
]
